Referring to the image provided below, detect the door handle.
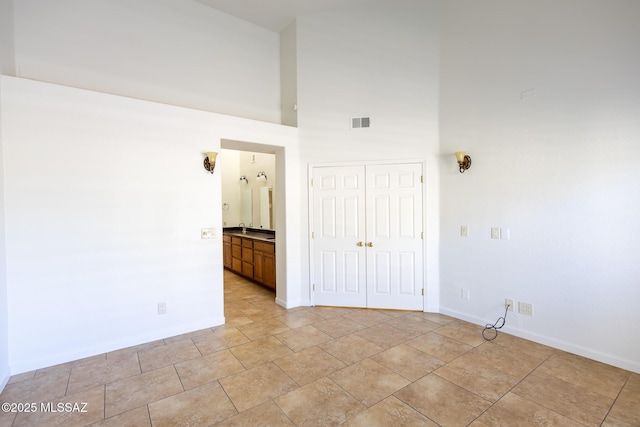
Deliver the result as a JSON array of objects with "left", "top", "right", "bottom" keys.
[
  {"left": 357, "top": 241, "right": 364, "bottom": 247},
  {"left": 367, "top": 242, "right": 374, "bottom": 247}
]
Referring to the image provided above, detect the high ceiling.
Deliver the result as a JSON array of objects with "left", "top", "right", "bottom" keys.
[{"left": 193, "top": 0, "right": 375, "bottom": 32}]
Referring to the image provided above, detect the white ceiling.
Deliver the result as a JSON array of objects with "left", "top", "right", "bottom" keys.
[{"left": 193, "top": 0, "right": 375, "bottom": 32}]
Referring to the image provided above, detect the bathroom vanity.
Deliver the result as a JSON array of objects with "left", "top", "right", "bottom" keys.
[{"left": 223, "top": 227, "right": 275, "bottom": 290}]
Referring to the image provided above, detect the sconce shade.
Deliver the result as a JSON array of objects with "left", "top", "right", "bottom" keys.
[
  {"left": 454, "top": 151, "right": 472, "bottom": 173},
  {"left": 256, "top": 171, "right": 267, "bottom": 182},
  {"left": 239, "top": 175, "right": 248, "bottom": 184},
  {"left": 204, "top": 151, "right": 218, "bottom": 174}
]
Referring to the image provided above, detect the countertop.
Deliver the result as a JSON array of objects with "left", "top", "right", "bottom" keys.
[{"left": 223, "top": 227, "right": 275, "bottom": 242}]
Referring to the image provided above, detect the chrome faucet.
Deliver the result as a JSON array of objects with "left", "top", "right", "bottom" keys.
[{"left": 239, "top": 223, "right": 246, "bottom": 235}]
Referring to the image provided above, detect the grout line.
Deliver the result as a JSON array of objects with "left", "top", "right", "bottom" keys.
[
  {"left": 63, "top": 366, "right": 72, "bottom": 398},
  {"left": 145, "top": 404, "right": 152, "bottom": 425},
  {"left": 468, "top": 348, "right": 556, "bottom": 424},
  {"left": 172, "top": 364, "right": 186, "bottom": 393},
  {"left": 102, "top": 384, "right": 106, "bottom": 423},
  {"left": 600, "top": 371, "right": 633, "bottom": 424}
]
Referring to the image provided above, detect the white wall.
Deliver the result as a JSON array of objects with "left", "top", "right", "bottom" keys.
[
  {"left": 296, "top": 0, "right": 442, "bottom": 308},
  {"left": 12, "top": 0, "right": 282, "bottom": 123},
  {"left": 2, "top": 76, "right": 224, "bottom": 373},
  {"left": 1, "top": 77, "right": 299, "bottom": 374},
  {"left": 0, "top": 0, "right": 15, "bottom": 75},
  {"left": 440, "top": 0, "right": 640, "bottom": 372},
  {"left": 0, "top": 94, "right": 9, "bottom": 389},
  {"left": 0, "top": 113, "right": 8, "bottom": 388},
  {"left": 280, "top": 22, "right": 298, "bottom": 127},
  {"left": 0, "top": 0, "right": 15, "bottom": 391}
]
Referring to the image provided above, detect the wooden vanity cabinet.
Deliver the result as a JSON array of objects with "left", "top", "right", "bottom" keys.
[
  {"left": 224, "top": 233, "right": 275, "bottom": 289},
  {"left": 253, "top": 241, "right": 275, "bottom": 289}
]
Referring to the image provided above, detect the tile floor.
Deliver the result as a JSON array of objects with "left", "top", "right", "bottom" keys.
[{"left": 1, "top": 270, "right": 639, "bottom": 426}]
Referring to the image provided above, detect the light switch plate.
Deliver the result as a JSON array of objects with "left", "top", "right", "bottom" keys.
[
  {"left": 501, "top": 228, "right": 510, "bottom": 240},
  {"left": 201, "top": 228, "right": 217, "bottom": 239}
]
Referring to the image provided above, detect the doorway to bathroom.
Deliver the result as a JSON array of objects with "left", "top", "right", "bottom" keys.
[{"left": 220, "top": 140, "right": 281, "bottom": 308}]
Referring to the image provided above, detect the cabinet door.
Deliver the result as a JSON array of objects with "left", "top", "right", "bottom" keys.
[
  {"left": 242, "top": 247, "right": 253, "bottom": 263},
  {"left": 231, "top": 244, "right": 242, "bottom": 260},
  {"left": 231, "top": 243, "right": 242, "bottom": 273},
  {"left": 254, "top": 250, "right": 264, "bottom": 282},
  {"left": 232, "top": 257, "right": 242, "bottom": 273},
  {"left": 242, "top": 261, "right": 253, "bottom": 278},
  {"left": 223, "top": 241, "right": 232, "bottom": 268},
  {"left": 263, "top": 252, "right": 276, "bottom": 289}
]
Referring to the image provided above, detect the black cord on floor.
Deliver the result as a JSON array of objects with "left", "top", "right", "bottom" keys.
[{"left": 482, "top": 304, "right": 510, "bottom": 341}]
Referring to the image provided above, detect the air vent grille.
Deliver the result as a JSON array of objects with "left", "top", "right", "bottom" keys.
[{"left": 351, "top": 117, "right": 370, "bottom": 129}]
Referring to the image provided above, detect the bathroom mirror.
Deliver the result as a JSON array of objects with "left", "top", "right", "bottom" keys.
[
  {"left": 241, "top": 188, "right": 253, "bottom": 226},
  {"left": 220, "top": 148, "right": 275, "bottom": 228},
  {"left": 260, "top": 186, "right": 273, "bottom": 229}
]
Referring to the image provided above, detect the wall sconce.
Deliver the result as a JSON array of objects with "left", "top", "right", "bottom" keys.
[
  {"left": 256, "top": 171, "right": 268, "bottom": 182},
  {"left": 203, "top": 152, "right": 218, "bottom": 174},
  {"left": 239, "top": 175, "right": 248, "bottom": 184},
  {"left": 455, "top": 151, "right": 472, "bottom": 173}
]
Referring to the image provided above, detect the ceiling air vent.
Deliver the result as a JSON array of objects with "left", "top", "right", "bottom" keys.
[{"left": 351, "top": 116, "right": 370, "bottom": 129}]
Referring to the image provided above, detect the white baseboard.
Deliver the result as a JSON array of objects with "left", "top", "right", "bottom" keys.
[
  {"left": 440, "top": 307, "right": 640, "bottom": 374},
  {"left": 9, "top": 316, "right": 225, "bottom": 375},
  {"left": 0, "top": 368, "right": 9, "bottom": 394},
  {"left": 424, "top": 303, "right": 439, "bottom": 313},
  {"left": 275, "top": 297, "right": 310, "bottom": 309}
]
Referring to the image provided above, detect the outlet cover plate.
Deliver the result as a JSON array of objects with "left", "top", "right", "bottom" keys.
[
  {"left": 518, "top": 301, "right": 533, "bottom": 316},
  {"left": 491, "top": 227, "right": 501, "bottom": 239},
  {"left": 505, "top": 299, "right": 514, "bottom": 312}
]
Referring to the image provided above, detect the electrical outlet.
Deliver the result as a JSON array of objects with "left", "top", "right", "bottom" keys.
[
  {"left": 505, "top": 299, "right": 514, "bottom": 311},
  {"left": 158, "top": 302, "right": 167, "bottom": 315},
  {"left": 491, "top": 227, "right": 501, "bottom": 239},
  {"left": 460, "top": 288, "right": 470, "bottom": 300},
  {"left": 518, "top": 301, "right": 533, "bottom": 316}
]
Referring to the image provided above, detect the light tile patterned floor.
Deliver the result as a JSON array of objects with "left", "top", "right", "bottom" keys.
[{"left": 1, "top": 270, "right": 639, "bottom": 426}]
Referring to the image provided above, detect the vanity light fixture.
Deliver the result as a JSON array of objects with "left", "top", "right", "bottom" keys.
[
  {"left": 455, "top": 151, "right": 472, "bottom": 173},
  {"left": 256, "top": 171, "right": 268, "bottom": 182},
  {"left": 203, "top": 152, "right": 218, "bottom": 174},
  {"left": 239, "top": 175, "right": 248, "bottom": 184}
]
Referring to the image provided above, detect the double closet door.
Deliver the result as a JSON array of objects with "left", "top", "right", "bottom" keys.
[{"left": 311, "top": 162, "right": 424, "bottom": 311}]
